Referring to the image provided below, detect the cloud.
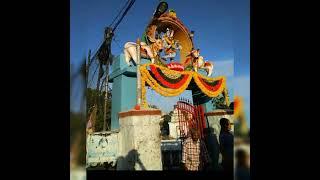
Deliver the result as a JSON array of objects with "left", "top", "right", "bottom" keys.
[{"left": 212, "top": 59, "right": 234, "bottom": 77}]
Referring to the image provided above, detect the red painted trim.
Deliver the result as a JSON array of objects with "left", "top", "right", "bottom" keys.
[{"left": 118, "top": 109, "right": 162, "bottom": 118}]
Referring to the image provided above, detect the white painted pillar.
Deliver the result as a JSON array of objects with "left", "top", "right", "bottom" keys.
[{"left": 117, "top": 109, "right": 163, "bottom": 170}]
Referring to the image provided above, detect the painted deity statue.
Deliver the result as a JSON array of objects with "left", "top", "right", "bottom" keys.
[
  {"left": 184, "top": 48, "right": 214, "bottom": 76},
  {"left": 124, "top": 36, "right": 163, "bottom": 66},
  {"left": 161, "top": 28, "right": 182, "bottom": 62}
]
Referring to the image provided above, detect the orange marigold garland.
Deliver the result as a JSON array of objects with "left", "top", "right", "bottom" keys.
[
  {"left": 149, "top": 64, "right": 190, "bottom": 89},
  {"left": 140, "top": 64, "right": 227, "bottom": 106},
  {"left": 193, "top": 73, "right": 226, "bottom": 97},
  {"left": 140, "top": 64, "right": 193, "bottom": 96}
]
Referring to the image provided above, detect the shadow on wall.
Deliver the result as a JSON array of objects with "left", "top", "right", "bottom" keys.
[{"left": 116, "top": 149, "right": 146, "bottom": 170}]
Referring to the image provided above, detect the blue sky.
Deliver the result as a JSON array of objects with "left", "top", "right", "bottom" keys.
[{"left": 71, "top": 0, "right": 250, "bottom": 126}]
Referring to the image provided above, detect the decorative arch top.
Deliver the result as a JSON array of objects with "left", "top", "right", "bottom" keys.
[{"left": 144, "top": 12, "right": 194, "bottom": 64}]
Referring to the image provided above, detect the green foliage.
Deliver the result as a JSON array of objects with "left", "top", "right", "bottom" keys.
[
  {"left": 168, "top": 111, "right": 173, "bottom": 119},
  {"left": 163, "top": 114, "right": 171, "bottom": 123},
  {"left": 148, "top": 104, "right": 159, "bottom": 109},
  {"left": 161, "top": 114, "right": 171, "bottom": 136},
  {"left": 212, "top": 93, "right": 229, "bottom": 109},
  {"left": 86, "top": 88, "right": 112, "bottom": 132}
]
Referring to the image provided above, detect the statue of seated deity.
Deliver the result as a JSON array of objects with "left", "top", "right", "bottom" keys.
[{"left": 161, "top": 28, "right": 182, "bottom": 62}]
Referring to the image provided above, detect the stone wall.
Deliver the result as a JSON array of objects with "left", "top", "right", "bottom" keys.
[
  {"left": 86, "top": 109, "right": 163, "bottom": 170},
  {"left": 117, "top": 109, "right": 163, "bottom": 170}
]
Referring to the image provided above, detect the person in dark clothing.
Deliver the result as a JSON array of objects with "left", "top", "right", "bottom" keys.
[
  {"left": 219, "top": 118, "right": 234, "bottom": 173},
  {"left": 203, "top": 128, "right": 220, "bottom": 171}
]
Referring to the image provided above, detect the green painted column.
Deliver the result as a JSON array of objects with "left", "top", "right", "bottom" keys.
[
  {"left": 110, "top": 74, "right": 137, "bottom": 130},
  {"left": 109, "top": 54, "right": 151, "bottom": 130}
]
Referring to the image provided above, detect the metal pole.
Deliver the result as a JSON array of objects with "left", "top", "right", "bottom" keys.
[
  {"left": 86, "top": 50, "right": 91, "bottom": 86},
  {"left": 136, "top": 38, "right": 142, "bottom": 107},
  {"left": 103, "top": 64, "right": 109, "bottom": 131}
]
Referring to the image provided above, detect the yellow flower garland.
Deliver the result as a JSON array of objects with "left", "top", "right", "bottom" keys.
[
  {"left": 196, "top": 72, "right": 223, "bottom": 82},
  {"left": 193, "top": 73, "right": 226, "bottom": 97},
  {"left": 139, "top": 63, "right": 228, "bottom": 107},
  {"left": 234, "top": 96, "right": 243, "bottom": 118},
  {"left": 141, "top": 78, "right": 148, "bottom": 108},
  {"left": 140, "top": 64, "right": 193, "bottom": 96},
  {"left": 223, "top": 85, "right": 230, "bottom": 106},
  {"left": 160, "top": 68, "right": 182, "bottom": 79},
  {"left": 148, "top": 63, "right": 192, "bottom": 75}
]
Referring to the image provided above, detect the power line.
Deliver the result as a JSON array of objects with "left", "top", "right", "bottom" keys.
[
  {"left": 87, "top": 0, "right": 136, "bottom": 90},
  {"left": 109, "top": 0, "right": 131, "bottom": 27},
  {"left": 88, "top": 0, "right": 136, "bottom": 64},
  {"left": 113, "top": 0, "right": 136, "bottom": 33}
]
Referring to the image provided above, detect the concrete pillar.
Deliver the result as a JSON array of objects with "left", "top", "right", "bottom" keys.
[{"left": 117, "top": 109, "right": 163, "bottom": 170}]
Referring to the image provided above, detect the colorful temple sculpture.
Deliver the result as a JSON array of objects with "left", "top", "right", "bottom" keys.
[
  {"left": 109, "top": 5, "right": 229, "bottom": 129},
  {"left": 87, "top": 1, "right": 233, "bottom": 171}
]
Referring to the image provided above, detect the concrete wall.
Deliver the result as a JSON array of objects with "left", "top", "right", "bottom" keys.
[
  {"left": 206, "top": 109, "right": 234, "bottom": 143},
  {"left": 168, "top": 122, "right": 179, "bottom": 139},
  {"left": 168, "top": 107, "right": 179, "bottom": 139},
  {"left": 86, "top": 110, "right": 163, "bottom": 170},
  {"left": 86, "top": 130, "right": 120, "bottom": 168},
  {"left": 117, "top": 110, "right": 163, "bottom": 170}
]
